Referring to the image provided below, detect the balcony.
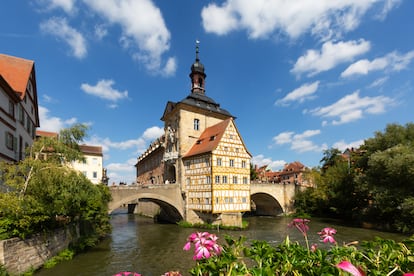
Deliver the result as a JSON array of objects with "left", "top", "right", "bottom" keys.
[{"left": 163, "top": 151, "right": 178, "bottom": 162}]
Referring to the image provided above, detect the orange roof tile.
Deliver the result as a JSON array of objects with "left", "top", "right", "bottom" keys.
[
  {"left": 79, "top": 145, "right": 103, "bottom": 156},
  {"left": 0, "top": 54, "right": 34, "bottom": 98},
  {"left": 183, "top": 118, "right": 232, "bottom": 158},
  {"left": 36, "top": 130, "right": 59, "bottom": 138}
]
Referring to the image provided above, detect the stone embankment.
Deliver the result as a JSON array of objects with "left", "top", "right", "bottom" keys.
[{"left": 0, "top": 226, "right": 79, "bottom": 275}]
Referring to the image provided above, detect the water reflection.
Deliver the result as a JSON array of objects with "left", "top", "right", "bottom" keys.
[{"left": 35, "top": 211, "right": 408, "bottom": 276}]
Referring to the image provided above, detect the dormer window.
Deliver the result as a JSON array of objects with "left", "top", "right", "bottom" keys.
[{"left": 209, "top": 135, "right": 216, "bottom": 141}]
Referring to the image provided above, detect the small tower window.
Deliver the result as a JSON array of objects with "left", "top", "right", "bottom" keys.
[{"left": 194, "top": 119, "right": 200, "bottom": 130}]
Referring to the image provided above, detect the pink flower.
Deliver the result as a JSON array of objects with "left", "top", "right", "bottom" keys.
[
  {"left": 318, "top": 227, "right": 337, "bottom": 244},
  {"left": 311, "top": 243, "right": 318, "bottom": 252},
  {"left": 336, "top": 261, "right": 366, "bottom": 276},
  {"left": 183, "top": 232, "right": 222, "bottom": 260},
  {"left": 288, "top": 218, "right": 310, "bottom": 237}
]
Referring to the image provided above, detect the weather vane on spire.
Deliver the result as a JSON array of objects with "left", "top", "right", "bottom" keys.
[{"left": 195, "top": 39, "right": 200, "bottom": 61}]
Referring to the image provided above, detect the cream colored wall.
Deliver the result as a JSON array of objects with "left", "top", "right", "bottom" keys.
[
  {"left": 211, "top": 120, "right": 251, "bottom": 213},
  {"left": 71, "top": 154, "right": 103, "bottom": 184},
  {"left": 175, "top": 106, "right": 228, "bottom": 187},
  {"left": 183, "top": 120, "right": 251, "bottom": 213},
  {"left": 184, "top": 153, "right": 213, "bottom": 211}
]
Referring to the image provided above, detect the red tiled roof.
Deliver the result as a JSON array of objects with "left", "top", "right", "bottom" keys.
[
  {"left": 36, "top": 130, "right": 59, "bottom": 138},
  {"left": 0, "top": 54, "right": 34, "bottom": 98},
  {"left": 79, "top": 145, "right": 103, "bottom": 156},
  {"left": 183, "top": 118, "right": 232, "bottom": 158},
  {"left": 280, "top": 161, "right": 305, "bottom": 174}
]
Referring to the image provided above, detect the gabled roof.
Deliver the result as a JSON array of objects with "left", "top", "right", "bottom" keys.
[
  {"left": 183, "top": 118, "right": 232, "bottom": 158},
  {"left": 280, "top": 161, "right": 305, "bottom": 175},
  {"left": 0, "top": 54, "right": 34, "bottom": 98},
  {"left": 0, "top": 75, "right": 20, "bottom": 102}
]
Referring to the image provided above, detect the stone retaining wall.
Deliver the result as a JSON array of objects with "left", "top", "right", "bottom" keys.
[{"left": 0, "top": 226, "right": 79, "bottom": 275}]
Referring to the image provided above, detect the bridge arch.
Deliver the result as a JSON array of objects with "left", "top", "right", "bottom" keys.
[
  {"left": 250, "top": 192, "right": 284, "bottom": 216},
  {"left": 109, "top": 185, "right": 185, "bottom": 222},
  {"left": 250, "top": 183, "right": 296, "bottom": 215}
]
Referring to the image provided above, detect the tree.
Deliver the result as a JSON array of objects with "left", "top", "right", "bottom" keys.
[
  {"left": 250, "top": 163, "right": 258, "bottom": 180},
  {"left": 0, "top": 124, "right": 111, "bottom": 241},
  {"left": 320, "top": 148, "right": 342, "bottom": 173},
  {"left": 300, "top": 123, "right": 414, "bottom": 233}
]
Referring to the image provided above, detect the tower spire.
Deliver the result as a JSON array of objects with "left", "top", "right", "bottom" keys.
[
  {"left": 190, "top": 40, "right": 206, "bottom": 95},
  {"left": 195, "top": 40, "right": 200, "bottom": 61}
]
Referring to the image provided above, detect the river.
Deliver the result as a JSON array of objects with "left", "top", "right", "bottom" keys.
[{"left": 35, "top": 210, "right": 407, "bottom": 276}]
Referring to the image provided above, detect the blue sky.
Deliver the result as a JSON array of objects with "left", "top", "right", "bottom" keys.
[{"left": 2, "top": 0, "right": 413, "bottom": 184}]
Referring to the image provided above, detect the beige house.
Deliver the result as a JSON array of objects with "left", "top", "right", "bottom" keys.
[
  {"left": 0, "top": 54, "right": 39, "bottom": 162},
  {"left": 71, "top": 145, "right": 104, "bottom": 184},
  {"left": 36, "top": 130, "right": 104, "bottom": 184}
]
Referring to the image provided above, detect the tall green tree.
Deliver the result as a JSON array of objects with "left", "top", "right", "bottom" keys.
[{"left": 297, "top": 123, "right": 414, "bottom": 234}]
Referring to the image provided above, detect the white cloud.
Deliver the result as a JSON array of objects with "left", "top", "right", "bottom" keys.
[
  {"left": 252, "top": 154, "right": 286, "bottom": 171},
  {"left": 201, "top": 1, "right": 394, "bottom": 41},
  {"left": 83, "top": 0, "right": 175, "bottom": 75},
  {"left": 142, "top": 126, "right": 164, "bottom": 140},
  {"left": 375, "top": 0, "right": 402, "bottom": 20},
  {"left": 291, "top": 39, "right": 370, "bottom": 77},
  {"left": 94, "top": 24, "right": 108, "bottom": 40},
  {"left": 41, "top": 94, "right": 56, "bottom": 103},
  {"left": 332, "top": 139, "right": 364, "bottom": 152},
  {"left": 40, "top": 17, "right": 87, "bottom": 59},
  {"left": 38, "top": 106, "right": 77, "bottom": 132},
  {"left": 309, "top": 90, "right": 395, "bottom": 125},
  {"left": 80, "top": 79, "right": 128, "bottom": 102},
  {"left": 37, "top": 0, "right": 77, "bottom": 14},
  {"left": 163, "top": 57, "right": 177, "bottom": 77},
  {"left": 86, "top": 126, "right": 163, "bottom": 155},
  {"left": 273, "top": 131, "right": 294, "bottom": 145},
  {"left": 273, "top": 129, "right": 325, "bottom": 153},
  {"left": 275, "top": 81, "right": 319, "bottom": 106},
  {"left": 106, "top": 158, "right": 137, "bottom": 184},
  {"left": 368, "top": 76, "right": 389, "bottom": 88},
  {"left": 87, "top": 126, "right": 164, "bottom": 184},
  {"left": 341, "top": 50, "right": 414, "bottom": 77}
]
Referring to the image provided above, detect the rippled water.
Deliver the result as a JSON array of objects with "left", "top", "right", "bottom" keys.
[{"left": 35, "top": 210, "right": 407, "bottom": 276}]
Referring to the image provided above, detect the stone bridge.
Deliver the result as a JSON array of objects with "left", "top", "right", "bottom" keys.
[{"left": 109, "top": 182, "right": 296, "bottom": 222}]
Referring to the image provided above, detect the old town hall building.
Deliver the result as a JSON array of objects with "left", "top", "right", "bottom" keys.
[{"left": 135, "top": 44, "right": 251, "bottom": 225}]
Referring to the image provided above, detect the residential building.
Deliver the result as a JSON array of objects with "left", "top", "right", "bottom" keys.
[
  {"left": 254, "top": 164, "right": 281, "bottom": 183},
  {"left": 279, "top": 161, "right": 312, "bottom": 187},
  {"left": 71, "top": 145, "right": 104, "bottom": 184},
  {"left": 136, "top": 43, "right": 251, "bottom": 224},
  {"left": 36, "top": 130, "right": 105, "bottom": 184},
  {"left": 254, "top": 161, "right": 312, "bottom": 187},
  {"left": 0, "top": 54, "right": 39, "bottom": 162}
]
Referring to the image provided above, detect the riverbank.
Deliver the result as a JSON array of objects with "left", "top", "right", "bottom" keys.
[{"left": 0, "top": 226, "right": 79, "bottom": 275}]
